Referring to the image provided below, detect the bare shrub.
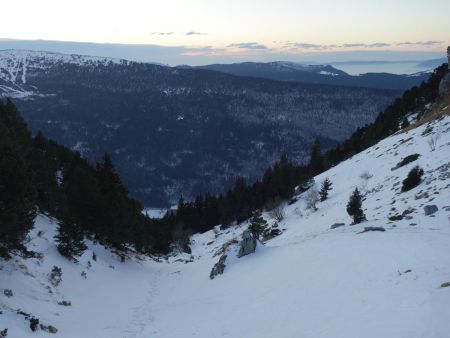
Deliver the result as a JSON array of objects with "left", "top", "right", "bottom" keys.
[
  {"left": 305, "top": 187, "right": 320, "bottom": 212},
  {"left": 428, "top": 133, "right": 440, "bottom": 151},
  {"left": 360, "top": 171, "right": 373, "bottom": 181},
  {"left": 268, "top": 205, "right": 286, "bottom": 222}
]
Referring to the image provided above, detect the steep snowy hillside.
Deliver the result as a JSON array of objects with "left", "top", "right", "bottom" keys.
[{"left": 1, "top": 105, "right": 449, "bottom": 337}]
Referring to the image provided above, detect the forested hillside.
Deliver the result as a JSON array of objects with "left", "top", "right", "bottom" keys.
[
  {"left": 0, "top": 50, "right": 399, "bottom": 206},
  {"left": 1, "top": 63, "right": 447, "bottom": 261}
]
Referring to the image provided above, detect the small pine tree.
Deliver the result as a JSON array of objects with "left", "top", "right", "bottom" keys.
[
  {"left": 248, "top": 210, "right": 267, "bottom": 240},
  {"left": 401, "top": 165, "right": 424, "bottom": 192},
  {"left": 346, "top": 188, "right": 366, "bottom": 224},
  {"left": 319, "top": 177, "right": 333, "bottom": 201},
  {"left": 55, "top": 214, "right": 87, "bottom": 260}
]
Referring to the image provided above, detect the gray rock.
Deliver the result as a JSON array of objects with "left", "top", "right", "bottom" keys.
[
  {"left": 3, "top": 289, "right": 13, "bottom": 298},
  {"left": 0, "top": 328, "right": 7, "bottom": 337},
  {"left": 330, "top": 223, "right": 345, "bottom": 229},
  {"left": 358, "top": 226, "right": 386, "bottom": 234},
  {"left": 40, "top": 324, "right": 58, "bottom": 334},
  {"left": 424, "top": 205, "right": 438, "bottom": 216},
  {"left": 237, "top": 230, "right": 257, "bottom": 258},
  {"left": 262, "top": 227, "right": 282, "bottom": 241},
  {"left": 57, "top": 300, "right": 71, "bottom": 306},
  {"left": 209, "top": 254, "right": 227, "bottom": 280}
]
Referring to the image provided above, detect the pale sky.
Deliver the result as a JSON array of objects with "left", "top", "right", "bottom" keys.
[{"left": 1, "top": 0, "right": 449, "bottom": 64}]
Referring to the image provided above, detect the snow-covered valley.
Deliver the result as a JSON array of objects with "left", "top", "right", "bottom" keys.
[{"left": 1, "top": 104, "right": 450, "bottom": 337}]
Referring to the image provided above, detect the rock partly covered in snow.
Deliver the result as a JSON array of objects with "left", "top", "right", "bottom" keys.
[
  {"left": 358, "top": 227, "right": 386, "bottom": 234},
  {"left": 237, "top": 230, "right": 257, "bottom": 258},
  {"left": 209, "top": 254, "right": 228, "bottom": 280},
  {"left": 424, "top": 205, "right": 439, "bottom": 216},
  {"left": 330, "top": 223, "right": 345, "bottom": 229},
  {"left": 40, "top": 324, "right": 58, "bottom": 334}
]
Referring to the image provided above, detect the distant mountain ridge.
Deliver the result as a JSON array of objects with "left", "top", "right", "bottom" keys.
[
  {"left": 184, "top": 61, "right": 431, "bottom": 90},
  {"left": 0, "top": 50, "right": 399, "bottom": 206}
]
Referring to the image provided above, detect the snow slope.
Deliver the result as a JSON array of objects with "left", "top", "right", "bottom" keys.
[{"left": 1, "top": 109, "right": 450, "bottom": 337}]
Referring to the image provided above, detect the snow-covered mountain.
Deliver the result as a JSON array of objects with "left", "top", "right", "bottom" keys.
[
  {"left": 0, "top": 49, "right": 398, "bottom": 206},
  {"left": 1, "top": 95, "right": 449, "bottom": 337},
  {"left": 0, "top": 50, "right": 130, "bottom": 98}
]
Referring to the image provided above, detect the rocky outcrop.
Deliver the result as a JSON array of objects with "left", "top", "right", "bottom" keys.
[
  {"left": 424, "top": 205, "right": 438, "bottom": 216},
  {"left": 358, "top": 227, "right": 386, "bottom": 234},
  {"left": 262, "top": 225, "right": 282, "bottom": 241},
  {"left": 330, "top": 223, "right": 345, "bottom": 229},
  {"left": 209, "top": 239, "right": 239, "bottom": 280},
  {"left": 237, "top": 230, "right": 257, "bottom": 258},
  {"left": 40, "top": 324, "right": 58, "bottom": 334},
  {"left": 210, "top": 254, "right": 228, "bottom": 280}
]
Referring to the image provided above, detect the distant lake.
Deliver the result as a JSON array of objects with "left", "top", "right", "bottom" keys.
[{"left": 331, "top": 62, "right": 434, "bottom": 75}]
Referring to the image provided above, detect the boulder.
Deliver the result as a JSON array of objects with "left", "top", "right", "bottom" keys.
[
  {"left": 40, "top": 325, "right": 58, "bottom": 334},
  {"left": 237, "top": 230, "right": 257, "bottom": 258},
  {"left": 330, "top": 223, "right": 345, "bottom": 229},
  {"left": 424, "top": 205, "right": 438, "bottom": 216},
  {"left": 0, "top": 328, "right": 7, "bottom": 337},
  {"left": 262, "top": 227, "right": 282, "bottom": 241}
]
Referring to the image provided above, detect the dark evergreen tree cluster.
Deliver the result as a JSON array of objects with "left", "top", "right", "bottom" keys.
[
  {"left": 401, "top": 166, "right": 424, "bottom": 192},
  {"left": 161, "top": 152, "right": 309, "bottom": 235},
  {"left": 0, "top": 100, "right": 36, "bottom": 258},
  {"left": 0, "top": 99, "right": 171, "bottom": 259},
  {"left": 248, "top": 210, "right": 267, "bottom": 240}
]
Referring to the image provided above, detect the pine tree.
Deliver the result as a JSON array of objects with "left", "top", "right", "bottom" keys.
[
  {"left": 55, "top": 212, "right": 87, "bottom": 260},
  {"left": 319, "top": 177, "right": 333, "bottom": 201},
  {"left": 248, "top": 210, "right": 267, "bottom": 240},
  {"left": 346, "top": 188, "right": 366, "bottom": 224}
]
